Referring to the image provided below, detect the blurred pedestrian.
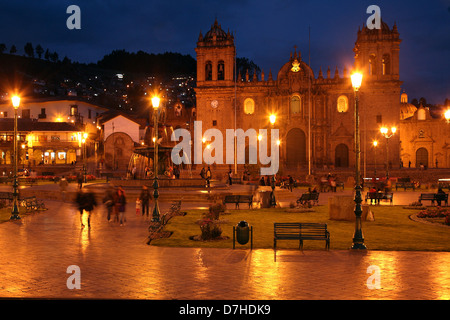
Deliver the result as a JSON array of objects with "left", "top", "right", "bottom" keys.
[
  {"left": 102, "top": 186, "right": 115, "bottom": 222},
  {"left": 83, "top": 190, "right": 97, "bottom": 227},
  {"left": 116, "top": 186, "right": 127, "bottom": 226},
  {"left": 59, "top": 175, "right": 69, "bottom": 202},
  {"left": 138, "top": 185, "right": 152, "bottom": 218},
  {"left": 75, "top": 188, "right": 86, "bottom": 227},
  {"left": 77, "top": 171, "right": 83, "bottom": 189}
]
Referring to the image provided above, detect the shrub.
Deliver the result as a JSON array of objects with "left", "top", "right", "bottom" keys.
[
  {"left": 195, "top": 203, "right": 226, "bottom": 240},
  {"left": 417, "top": 207, "right": 450, "bottom": 219}
]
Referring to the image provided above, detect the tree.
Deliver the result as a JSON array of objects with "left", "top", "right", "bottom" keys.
[
  {"left": 35, "top": 44, "right": 44, "bottom": 59},
  {"left": 24, "top": 42, "right": 34, "bottom": 58},
  {"left": 236, "top": 57, "right": 261, "bottom": 80},
  {"left": 50, "top": 51, "right": 59, "bottom": 62},
  {"left": 0, "top": 44, "right": 6, "bottom": 54},
  {"left": 10, "top": 45, "right": 17, "bottom": 54},
  {"left": 44, "top": 49, "right": 50, "bottom": 60}
]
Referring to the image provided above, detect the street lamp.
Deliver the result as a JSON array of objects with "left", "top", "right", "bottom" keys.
[
  {"left": 82, "top": 132, "right": 88, "bottom": 183},
  {"left": 372, "top": 140, "right": 378, "bottom": 176},
  {"left": 380, "top": 126, "right": 396, "bottom": 180},
  {"left": 444, "top": 109, "right": 450, "bottom": 123},
  {"left": 269, "top": 114, "right": 276, "bottom": 125},
  {"left": 10, "top": 95, "right": 20, "bottom": 220},
  {"left": 350, "top": 72, "right": 366, "bottom": 249},
  {"left": 268, "top": 114, "right": 277, "bottom": 207},
  {"left": 151, "top": 96, "right": 161, "bottom": 222}
]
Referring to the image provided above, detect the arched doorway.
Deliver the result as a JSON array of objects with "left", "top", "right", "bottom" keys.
[
  {"left": 286, "top": 128, "right": 306, "bottom": 167},
  {"left": 416, "top": 147, "right": 428, "bottom": 168},
  {"left": 335, "top": 144, "right": 349, "bottom": 167}
]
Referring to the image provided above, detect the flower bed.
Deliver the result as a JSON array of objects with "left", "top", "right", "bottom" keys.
[{"left": 416, "top": 207, "right": 450, "bottom": 226}]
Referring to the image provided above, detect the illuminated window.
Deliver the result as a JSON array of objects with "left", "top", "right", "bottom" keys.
[
  {"left": 244, "top": 98, "right": 255, "bottom": 114},
  {"left": 290, "top": 96, "right": 301, "bottom": 114},
  {"left": 337, "top": 95, "right": 349, "bottom": 113}
]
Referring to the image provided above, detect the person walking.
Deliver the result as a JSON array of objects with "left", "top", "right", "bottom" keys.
[
  {"left": 59, "top": 175, "right": 69, "bottom": 202},
  {"left": 77, "top": 171, "right": 83, "bottom": 189},
  {"left": 75, "top": 188, "right": 87, "bottom": 228},
  {"left": 83, "top": 190, "right": 97, "bottom": 227},
  {"left": 206, "top": 166, "right": 211, "bottom": 189},
  {"left": 138, "top": 185, "right": 152, "bottom": 218},
  {"left": 227, "top": 169, "right": 233, "bottom": 186},
  {"left": 116, "top": 186, "right": 127, "bottom": 226},
  {"left": 288, "top": 175, "right": 294, "bottom": 192},
  {"left": 102, "top": 186, "right": 115, "bottom": 222}
]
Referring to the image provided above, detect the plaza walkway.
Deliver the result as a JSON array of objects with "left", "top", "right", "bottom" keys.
[{"left": 0, "top": 183, "right": 449, "bottom": 301}]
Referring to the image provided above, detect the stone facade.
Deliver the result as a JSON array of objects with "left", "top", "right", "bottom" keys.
[{"left": 194, "top": 20, "right": 403, "bottom": 173}]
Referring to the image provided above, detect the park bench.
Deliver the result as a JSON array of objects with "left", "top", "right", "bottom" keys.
[
  {"left": 296, "top": 193, "right": 319, "bottom": 206},
  {"left": 22, "top": 196, "right": 46, "bottom": 212},
  {"left": 273, "top": 222, "right": 330, "bottom": 254},
  {"left": 365, "top": 192, "right": 393, "bottom": 205},
  {"left": 395, "top": 178, "right": 415, "bottom": 191},
  {"left": 418, "top": 193, "right": 448, "bottom": 206},
  {"left": 148, "top": 200, "right": 186, "bottom": 244},
  {"left": 223, "top": 195, "right": 253, "bottom": 209},
  {"left": 18, "top": 178, "right": 37, "bottom": 186}
]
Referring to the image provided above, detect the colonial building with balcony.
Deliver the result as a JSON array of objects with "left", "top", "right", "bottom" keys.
[{"left": 0, "top": 119, "right": 83, "bottom": 173}]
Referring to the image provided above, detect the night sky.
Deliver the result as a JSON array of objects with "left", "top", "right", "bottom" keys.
[{"left": 1, "top": 0, "right": 449, "bottom": 104}]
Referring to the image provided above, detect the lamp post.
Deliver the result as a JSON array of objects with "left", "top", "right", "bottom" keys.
[
  {"left": 10, "top": 96, "right": 20, "bottom": 220},
  {"left": 151, "top": 96, "right": 161, "bottom": 222},
  {"left": 269, "top": 114, "right": 277, "bottom": 207},
  {"left": 350, "top": 72, "right": 366, "bottom": 249},
  {"left": 380, "top": 126, "right": 396, "bottom": 180},
  {"left": 82, "top": 132, "right": 88, "bottom": 183},
  {"left": 372, "top": 140, "right": 378, "bottom": 176}
]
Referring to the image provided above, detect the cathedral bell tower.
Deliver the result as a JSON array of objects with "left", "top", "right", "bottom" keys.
[
  {"left": 195, "top": 19, "right": 236, "bottom": 87},
  {"left": 353, "top": 20, "right": 401, "bottom": 81}
]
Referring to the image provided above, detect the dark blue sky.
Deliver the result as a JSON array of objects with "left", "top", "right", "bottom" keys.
[{"left": 1, "top": 0, "right": 449, "bottom": 104}]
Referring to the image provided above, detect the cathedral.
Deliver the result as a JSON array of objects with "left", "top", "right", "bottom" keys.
[{"left": 194, "top": 19, "right": 402, "bottom": 174}]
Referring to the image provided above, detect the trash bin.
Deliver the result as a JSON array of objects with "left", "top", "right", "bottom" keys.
[{"left": 236, "top": 221, "right": 250, "bottom": 245}]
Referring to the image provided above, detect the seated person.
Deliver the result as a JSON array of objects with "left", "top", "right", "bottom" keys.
[{"left": 436, "top": 188, "right": 447, "bottom": 206}]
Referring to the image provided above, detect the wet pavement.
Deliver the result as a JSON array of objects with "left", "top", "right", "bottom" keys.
[{"left": 0, "top": 183, "right": 449, "bottom": 301}]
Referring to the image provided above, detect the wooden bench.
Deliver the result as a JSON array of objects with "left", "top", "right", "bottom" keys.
[
  {"left": 274, "top": 223, "right": 330, "bottom": 254},
  {"left": 223, "top": 195, "right": 253, "bottom": 209},
  {"left": 18, "top": 178, "right": 37, "bottom": 186},
  {"left": 395, "top": 181, "right": 415, "bottom": 191},
  {"left": 419, "top": 193, "right": 448, "bottom": 206},
  {"left": 22, "top": 196, "right": 46, "bottom": 212},
  {"left": 296, "top": 193, "right": 319, "bottom": 206},
  {"left": 365, "top": 192, "right": 393, "bottom": 205}
]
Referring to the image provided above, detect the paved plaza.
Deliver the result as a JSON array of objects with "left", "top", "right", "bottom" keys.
[{"left": 0, "top": 183, "right": 449, "bottom": 301}]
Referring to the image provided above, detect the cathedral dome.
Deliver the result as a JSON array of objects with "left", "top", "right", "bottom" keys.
[
  {"left": 204, "top": 19, "right": 228, "bottom": 42},
  {"left": 400, "top": 93, "right": 417, "bottom": 120}
]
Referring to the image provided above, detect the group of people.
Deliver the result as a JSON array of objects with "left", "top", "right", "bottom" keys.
[
  {"left": 200, "top": 166, "right": 212, "bottom": 188},
  {"left": 74, "top": 184, "right": 154, "bottom": 228}
]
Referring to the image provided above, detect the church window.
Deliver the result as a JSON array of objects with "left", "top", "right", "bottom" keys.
[
  {"left": 337, "top": 95, "right": 348, "bottom": 113},
  {"left": 369, "top": 54, "right": 377, "bottom": 75},
  {"left": 290, "top": 96, "right": 301, "bottom": 114},
  {"left": 382, "top": 54, "right": 390, "bottom": 75},
  {"left": 376, "top": 115, "right": 382, "bottom": 124},
  {"left": 218, "top": 61, "right": 225, "bottom": 80},
  {"left": 205, "top": 61, "right": 212, "bottom": 81},
  {"left": 244, "top": 98, "right": 255, "bottom": 114}
]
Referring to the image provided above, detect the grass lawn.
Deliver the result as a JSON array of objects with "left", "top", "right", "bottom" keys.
[{"left": 152, "top": 205, "right": 450, "bottom": 251}]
